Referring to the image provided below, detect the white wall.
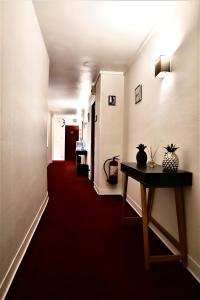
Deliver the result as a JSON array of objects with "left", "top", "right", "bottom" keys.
[
  {"left": 0, "top": 1, "right": 49, "bottom": 298},
  {"left": 198, "top": 2, "right": 200, "bottom": 280},
  {"left": 124, "top": 1, "right": 200, "bottom": 281},
  {"left": 94, "top": 72, "right": 124, "bottom": 195},
  {"left": 52, "top": 114, "right": 79, "bottom": 160},
  {"left": 47, "top": 112, "right": 53, "bottom": 165},
  {"left": 52, "top": 115, "right": 65, "bottom": 160},
  {"left": 0, "top": 4, "right": 3, "bottom": 295}
]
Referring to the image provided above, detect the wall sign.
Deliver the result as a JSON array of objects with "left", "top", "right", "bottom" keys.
[{"left": 108, "top": 95, "right": 116, "bottom": 106}]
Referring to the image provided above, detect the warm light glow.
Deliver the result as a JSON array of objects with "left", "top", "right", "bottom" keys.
[
  {"left": 77, "top": 72, "right": 91, "bottom": 114},
  {"left": 156, "top": 71, "right": 168, "bottom": 79},
  {"left": 153, "top": 1, "right": 194, "bottom": 57},
  {"left": 48, "top": 99, "right": 79, "bottom": 110}
]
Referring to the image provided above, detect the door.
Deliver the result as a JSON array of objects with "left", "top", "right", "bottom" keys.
[
  {"left": 65, "top": 125, "right": 79, "bottom": 161},
  {"left": 90, "top": 102, "right": 95, "bottom": 182}
]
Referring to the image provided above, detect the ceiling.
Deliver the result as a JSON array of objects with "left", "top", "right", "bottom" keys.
[{"left": 33, "top": 1, "right": 175, "bottom": 115}]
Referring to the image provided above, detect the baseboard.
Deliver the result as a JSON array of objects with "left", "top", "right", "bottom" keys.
[
  {"left": 0, "top": 192, "right": 49, "bottom": 300},
  {"left": 93, "top": 181, "right": 99, "bottom": 194},
  {"left": 187, "top": 255, "right": 200, "bottom": 283},
  {"left": 93, "top": 182, "right": 121, "bottom": 195},
  {"left": 47, "top": 160, "right": 53, "bottom": 166},
  {"left": 126, "top": 193, "right": 200, "bottom": 283}
]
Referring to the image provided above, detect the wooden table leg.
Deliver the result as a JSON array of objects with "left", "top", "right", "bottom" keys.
[
  {"left": 140, "top": 183, "right": 150, "bottom": 270},
  {"left": 174, "top": 186, "right": 187, "bottom": 267},
  {"left": 147, "top": 187, "right": 154, "bottom": 223},
  {"left": 123, "top": 174, "right": 128, "bottom": 203}
]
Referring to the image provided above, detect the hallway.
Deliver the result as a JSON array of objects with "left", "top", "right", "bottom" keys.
[
  {"left": 1, "top": 2, "right": 200, "bottom": 298},
  {"left": 5, "top": 162, "right": 200, "bottom": 300}
]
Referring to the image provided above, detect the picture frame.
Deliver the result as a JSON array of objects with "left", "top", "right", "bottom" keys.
[
  {"left": 135, "top": 84, "right": 142, "bottom": 104},
  {"left": 108, "top": 95, "right": 116, "bottom": 106}
]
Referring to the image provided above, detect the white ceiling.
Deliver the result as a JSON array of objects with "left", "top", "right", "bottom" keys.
[{"left": 33, "top": 0, "right": 175, "bottom": 115}]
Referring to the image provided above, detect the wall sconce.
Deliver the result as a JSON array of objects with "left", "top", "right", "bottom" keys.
[{"left": 155, "top": 55, "right": 170, "bottom": 79}]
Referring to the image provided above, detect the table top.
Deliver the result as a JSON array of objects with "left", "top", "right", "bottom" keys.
[
  {"left": 75, "top": 150, "right": 87, "bottom": 155},
  {"left": 121, "top": 162, "right": 192, "bottom": 187}
]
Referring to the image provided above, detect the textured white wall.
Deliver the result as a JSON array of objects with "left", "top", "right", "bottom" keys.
[
  {"left": 52, "top": 116, "right": 65, "bottom": 160},
  {"left": 0, "top": 0, "right": 49, "bottom": 287},
  {"left": 0, "top": 2, "right": 3, "bottom": 289},
  {"left": 94, "top": 72, "right": 124, "bottom": 195},
  {"left": 198, "top": 2, "right": 200, "bottom": 278},
  {"left": 124, "top": 1, "right": 200, "bottom": 280}
]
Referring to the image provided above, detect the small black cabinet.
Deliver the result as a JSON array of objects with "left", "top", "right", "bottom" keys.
[{"left": 75, "top": 150, "right": 88, "bottom": 176}]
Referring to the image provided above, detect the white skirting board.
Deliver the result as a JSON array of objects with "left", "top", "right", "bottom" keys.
[
  {"left": 93, "top": 181, "right": 121, "bottom": 195},
  {"left": 126, "top": 193, "right": 200, "bottom": 284},
  {"left": 0, "top": 193, "right": 49, "bottom": 300}
]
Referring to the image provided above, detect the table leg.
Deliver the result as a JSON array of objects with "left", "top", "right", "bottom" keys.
[
  {"left": 122, "top": 174, "right": 128, "bottom": 219},
  {"left": 147, "top": 187, "right": 154, "bottom": 223},
  {"left": 140, "top": 183, "right": 150, "bottom": 270},
  {"left": 174, "top": 186, "right": 187, "bottom": 267},
  {"left": 123, "top": 174, "right": 128, "bottom": 202}
]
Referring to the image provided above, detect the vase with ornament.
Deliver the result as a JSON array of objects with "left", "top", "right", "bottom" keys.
[
  {"left": 147, "top": 146, "right": 158, "bottom": 168},
  {"left": 162, "top": 144, "right": 179, "bottom": 172},
  {"left": 136, "top": 144, "right": 147, "bottom": 167}
]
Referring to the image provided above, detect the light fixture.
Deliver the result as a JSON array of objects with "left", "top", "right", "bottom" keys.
[{"left": 155, "top": 55, "right": 170, "bottom": 79}]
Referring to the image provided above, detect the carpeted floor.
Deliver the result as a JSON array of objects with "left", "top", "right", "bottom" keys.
[{"left": 6, "top": 161, "right": 200, "bottom": 300}]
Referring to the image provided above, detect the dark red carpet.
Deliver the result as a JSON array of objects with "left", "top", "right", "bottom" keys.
[{"left": 6, "top": 161, "right": 200, "bottom": 299}]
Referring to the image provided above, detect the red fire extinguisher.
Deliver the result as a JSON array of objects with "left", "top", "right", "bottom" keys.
[{"left": 103, "top": 155, "right": 119, "bottom": 184}]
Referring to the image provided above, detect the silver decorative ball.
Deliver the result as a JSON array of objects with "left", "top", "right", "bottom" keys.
[{"left": 162, "top": 152, "right": 179, "bottom": 172}]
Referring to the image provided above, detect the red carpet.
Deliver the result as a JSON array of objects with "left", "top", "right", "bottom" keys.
[{"left": 6, "top": 161, "right": 200, "bottom": 299}]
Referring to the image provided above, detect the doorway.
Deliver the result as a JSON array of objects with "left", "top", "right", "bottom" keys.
[
  {"left": 65, "top": 125, "right": 79, "bottom": 161},
  {"left": 90, "top": 102, "right": 95, "bottom": 182}
]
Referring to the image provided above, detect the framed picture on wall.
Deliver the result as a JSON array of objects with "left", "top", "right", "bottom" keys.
[
  {"left": 135, "top": 84, "right": 142, "bottom": 104},
  {"left": 108, "top": 95, "right": 116, "bottom": 106}
]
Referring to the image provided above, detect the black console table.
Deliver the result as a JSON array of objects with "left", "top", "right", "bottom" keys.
[{"left": 121, "top": 162, "right": 192, "bottom": 270}]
